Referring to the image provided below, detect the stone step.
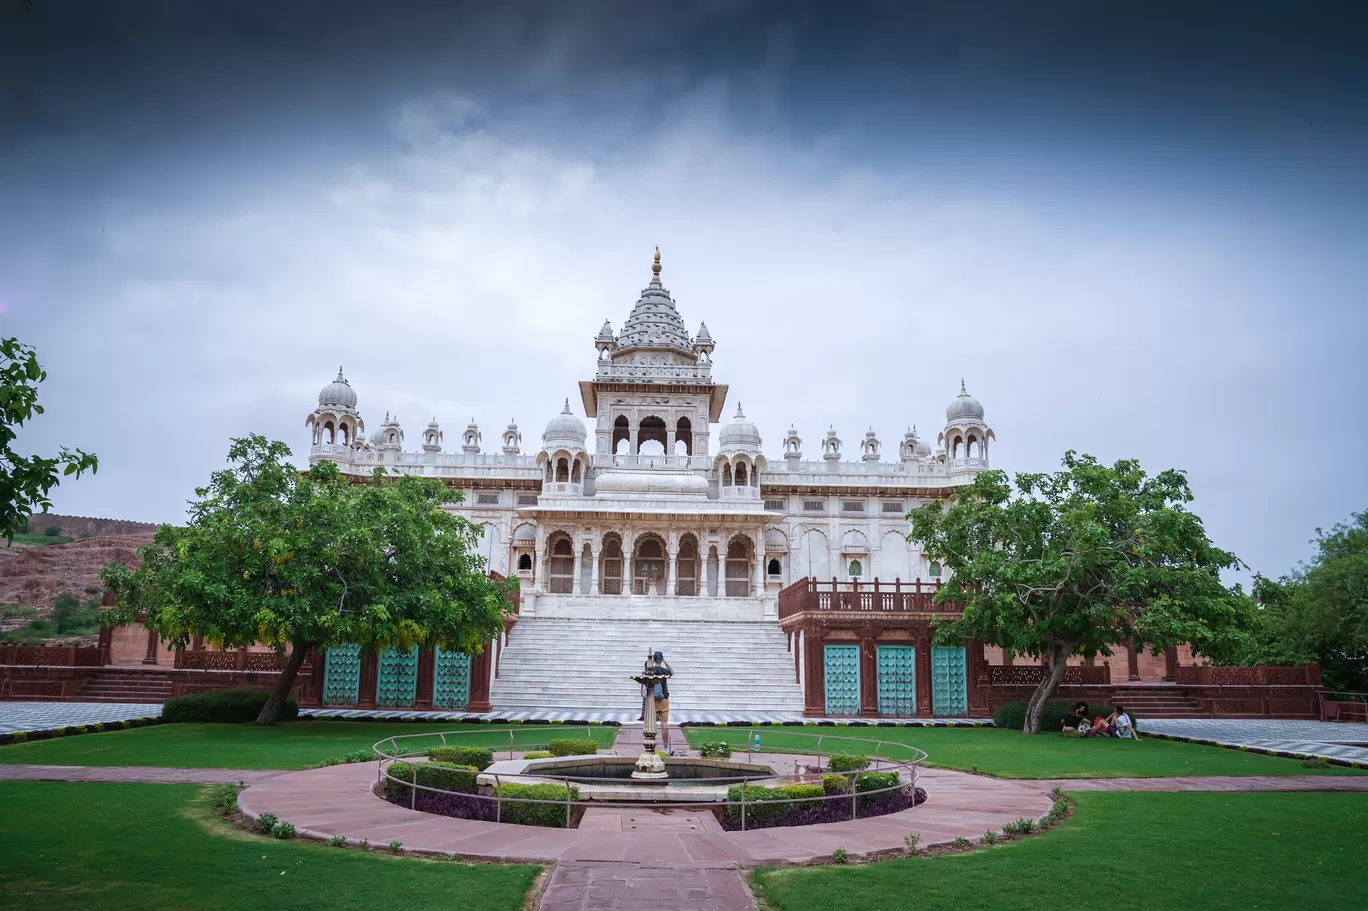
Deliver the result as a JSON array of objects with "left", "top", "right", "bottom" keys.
[{"left": 491, "top": 614, "right": 805, "bottom": 712}]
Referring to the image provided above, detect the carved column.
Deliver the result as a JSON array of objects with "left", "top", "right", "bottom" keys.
[
  {"left": 1126, "top": 639, "right": 1141, "bottom": 681},
  {"left": 589, "top": 541, "right": 601, "bottom": 594},
  {"left": 142, "top": 628, "right": 158, "bottom": 665}
]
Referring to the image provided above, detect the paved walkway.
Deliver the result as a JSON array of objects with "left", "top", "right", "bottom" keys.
[
  {"left": 1140, "top": 718, "right": 1368, "bottom": 765},
  {"left": 0, "top": 764, "right": 285, "bottom": 784},
  {"left": 235, "top": 760, "right": 1052, "bottom": 866},
  {"left": 540, "top": 862, "right": 756, "bottom": 911}
]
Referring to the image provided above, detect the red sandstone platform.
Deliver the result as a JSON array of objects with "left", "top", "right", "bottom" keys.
[{"left": 235, "top": 758, "right": 1054, "bottom": 866}]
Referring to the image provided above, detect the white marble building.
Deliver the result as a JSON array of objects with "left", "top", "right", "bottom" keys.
[{"left": 305, "top": 250, "right": 994, "bottom": 629}]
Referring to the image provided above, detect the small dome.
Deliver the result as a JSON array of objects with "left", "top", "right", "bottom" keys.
[
  {"left": 542, "top": 399, "right": 587, "bottom": 450},
  {"left": 946, "top": 380, "right": 985, "bottom": 422},
  {"left": 318, "top": 367, "right": 357, "bottom": 409},
  {"left": 916, "top": 438, "right": 933, "bottom": 456},
  {"left": 718, "top": 403, "right": 761, "bottom": 451}
]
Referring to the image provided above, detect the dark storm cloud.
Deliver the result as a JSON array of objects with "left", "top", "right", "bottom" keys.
[{"left": 0, "top": 0, "right": 1365, "bottom": 583}]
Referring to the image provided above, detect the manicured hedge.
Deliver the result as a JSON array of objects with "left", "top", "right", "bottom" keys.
[
  {"left": 992, "top": 700, "right": 1137, "bottom": 732},
  {"left": 855, "top": 771, "right": 901, "bottom": 805},
  {"left": 725, "top": 783, "right": 825, "bottom": 824},
  {"left": 826, "top": 754, "right": 870, "bottom": 773},
  {"left": 384, "top": 761, "right": 479, "bottom": 802},
  {"left": 821, "top": 773, "right": 851, "bottom": 795},
  {"left": 494, "top": 782, "right": 580, "bottom": 827},
  {"left": 428, "top": 745, "right": 494, "bottom": 770},
  {"left": 522, "top": 751, "right": 554, "bottom": 760},
  {"left": 161, "top": 689, "right": 299, "bottom": 724},
  {"left": 548, "top": 738, "right": 598, "bottom": 757}
]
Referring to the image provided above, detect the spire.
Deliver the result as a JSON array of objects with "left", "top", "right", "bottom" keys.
[
  {"left": 563, "top": 397, "right": 571, "bottom": 414},
  {"left": 336, "top": 366, "right": 345, "bottom": 381},
  {"left": 735, "top": 402, "right": 745, "bottom": 419},
  {"left": 652, "top": 246, "right": 661, "bottom": 281},
  {"left": 960, "top": 379, "right": 967, "bottom": 394}
]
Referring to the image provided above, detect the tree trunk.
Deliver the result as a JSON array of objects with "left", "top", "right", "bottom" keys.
[
  {"left": 255, "top": 639, "right": 314, "bottom": 726},
  {"left": 1023, "top": 640, "right": 1072, "bottom": 734}
]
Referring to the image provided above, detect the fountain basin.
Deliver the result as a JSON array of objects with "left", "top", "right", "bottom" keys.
[{"left": 477, "top": 754, "right": 787, "bottom": 803}]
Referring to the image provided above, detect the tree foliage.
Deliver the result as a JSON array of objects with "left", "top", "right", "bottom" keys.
[
  {"left": 909, "top": 452, "right": 1249, "bottom": 733},
  {"left": 102, "top": 436, "right": 512, "bottom": 723},
  {"left": 0, "top": 338, "right": 98, "bottom": 542},
  {"left": 1250, "top": 511, "right": 1368, "bottom": 692}
]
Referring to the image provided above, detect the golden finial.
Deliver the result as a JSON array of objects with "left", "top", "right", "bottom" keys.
[{"left": 652, "top": 246, "right": 661, "bottom": 280}]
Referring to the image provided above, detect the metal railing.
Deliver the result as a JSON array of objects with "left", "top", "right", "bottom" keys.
[{"left": 371, "top": 728, "right": 928, "bottom": 832}]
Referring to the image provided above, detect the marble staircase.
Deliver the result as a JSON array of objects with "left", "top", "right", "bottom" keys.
[{"left": 489, "top": 608, "right": 804, "bottom": 713}]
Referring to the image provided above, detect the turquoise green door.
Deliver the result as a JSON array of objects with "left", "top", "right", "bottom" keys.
[
  {"left": 876, "top": 645, "right": 917, "bottom": 716},
  {"left": 322, "top": 644, "right": 361, "bottom": 706},
  {"left": 823, "top": 644, "right": 861, "bottom": 716},
  {"left": 931, "top": 645, "right": 968, "bottom": 716},
  {"left": 432, "top": 648, "right": 471, "bottom": 710},
  {"left": 375, "top": 646, "right": 419, "bottom": 708}
]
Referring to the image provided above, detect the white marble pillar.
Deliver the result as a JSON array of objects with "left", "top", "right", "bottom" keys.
[{"left": 589, "top": 542, "right": 601, "bottom": 595}]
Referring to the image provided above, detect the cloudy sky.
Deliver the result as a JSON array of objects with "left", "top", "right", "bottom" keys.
[{"left": 2, "top": 0, "right": 1365, "bottom": 582}]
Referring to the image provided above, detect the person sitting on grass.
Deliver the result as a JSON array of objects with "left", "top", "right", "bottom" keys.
[
  {"left": 1108, "top": 706, "right": 1140, "bottom": 740},
  {"left": 1062, "top": 701, "right": 1089, "bottom": 735},
  {"left": 1086, "top": 713, "right": 1113, "bottom": 737}
]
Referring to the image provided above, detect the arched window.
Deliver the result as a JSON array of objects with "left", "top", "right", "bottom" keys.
[
  {"left": 967, "top": 435, "right": 979, "bottom": 458},
  {"left": 612, "top": 416, "right": 630, "bottom": 455},
  {"left": 722, "top": 463, "right": 733, "bottom": 486},
  {"left": 725, "top": 538, "right": 751, "bottom": 597},
  {"left": 571, "top": 460, "right": 582, "bottom": 483},
  {"left": 324, "top": 420, "right": 336, "bottom": 444},
  {"left": 675, "top": 417, "right": 693, "bottom": 456},
  {"left": 339, "top": 423, "right": 350, "bottom": 445},
  {"left": 633, "top": 537, "right": 666, "bottom": 595},
  {"left": 929, "top": 560, "right": 942, "bottom": 578},
  {"left": 677, "top": 535, "right": 700, "bottom": 596},
  {"left": 767, "top": 558, "right": 782, "bottom": 577},
  {"left": 848, "top": 559, "right": 862, "bottom": 578},
  {"left": 601, "top": 536, "right": 624, "bottom": 595},
  {"left": 637, "top": 416, "right": 667, "bottom": 453},
  {"left": 735, "top": 462, "right": 748, "bottom": 486},
  {"left": 548, "top": 536, "right": 575, "bottom": 594},
  {"left": 517, "top": 553, "right": 532, "bottom": 571},
  {"left": 556, "top": 458, "right": 569, "bottom": 482}
]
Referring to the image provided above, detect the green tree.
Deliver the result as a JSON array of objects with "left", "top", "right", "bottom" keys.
[
  {"left": 909, "top": 452, "right": 1249, "bottom": 733},
  {"left": 1252, "top": 511, "right": 1368, "bottom": 692},
  {"left": 102, "top": 435, "right": 513, "bottom": 724},
  {"left": 0, "top": 338, "right": 98, "bottom": 542}
]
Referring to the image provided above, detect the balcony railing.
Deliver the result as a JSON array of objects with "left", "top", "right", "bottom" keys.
[{"left": 777, "top": 576, "right": 955, "bottom": 620}]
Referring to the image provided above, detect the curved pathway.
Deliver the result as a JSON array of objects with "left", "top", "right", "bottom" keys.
[{"left": 236, "top": 760, "right": 1053, "bottom": 865}]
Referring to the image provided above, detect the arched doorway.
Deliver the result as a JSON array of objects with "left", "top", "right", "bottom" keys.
[
  {"left": 637, "top": 416, "right": 667, "bottom": 454},
  {"left": 676, "top": 534, "right": 700, "bottom": 596},
  {"left": 548, "top": 535, "right": 575, "bottom": 594},
  {"left": 725, "top": 537, "right": 753, "bottom": 597},
  {"left": 600, "top": 535, "right": 624, "bottom": 594},
  {"left": 633, "top": 535, "right": 667, "bottom": 596}
]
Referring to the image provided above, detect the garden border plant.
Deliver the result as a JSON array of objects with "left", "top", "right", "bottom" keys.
[{"left": 0, "top": 715, "right": 165, "bottom": 746}]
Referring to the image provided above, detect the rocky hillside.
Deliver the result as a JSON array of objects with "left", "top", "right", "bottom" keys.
[{"left": 0, "top": 534, "right": 154, "bottom": 614}]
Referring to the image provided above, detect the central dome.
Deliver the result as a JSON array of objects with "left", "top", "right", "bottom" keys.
[{"left": 614, "top": 249, "right": 694, "bottom": 354}]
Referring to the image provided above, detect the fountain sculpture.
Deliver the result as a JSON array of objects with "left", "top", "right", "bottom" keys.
[{"left": 630, "top": 670, "right": 671, "bottom": 780}]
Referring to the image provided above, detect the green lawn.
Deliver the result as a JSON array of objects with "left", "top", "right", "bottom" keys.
[
  {"left": 683, "top": 725, "right": 1363, "bottom": 778},
  {"left": 0, "top": 781, "right": 539, "bottom": 911},
  {"left": 751, "top": 792, "right": 1368, "bottom": 911},
  {"left": 0, "top": 721, "right": 620, "bottom": 769}
]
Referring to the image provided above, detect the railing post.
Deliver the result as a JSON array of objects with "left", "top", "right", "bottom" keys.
[
  {"left": 740, "top": 778, "right": 747, "bottom": 832},
  {"left": 410, "top": 767, "right": 417, "bottom": 810},
  {"left": 495, "top": 773, "right": 502, "bottom": 824},
  {"left": 509, "top": 729, "right": 515, "bottom": 760},
  {"left": 565, "top": 777, "right": 572, "bottom": 828},
  {"left": 851, "top": 778, "right": 857, "bottom": 820}
]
